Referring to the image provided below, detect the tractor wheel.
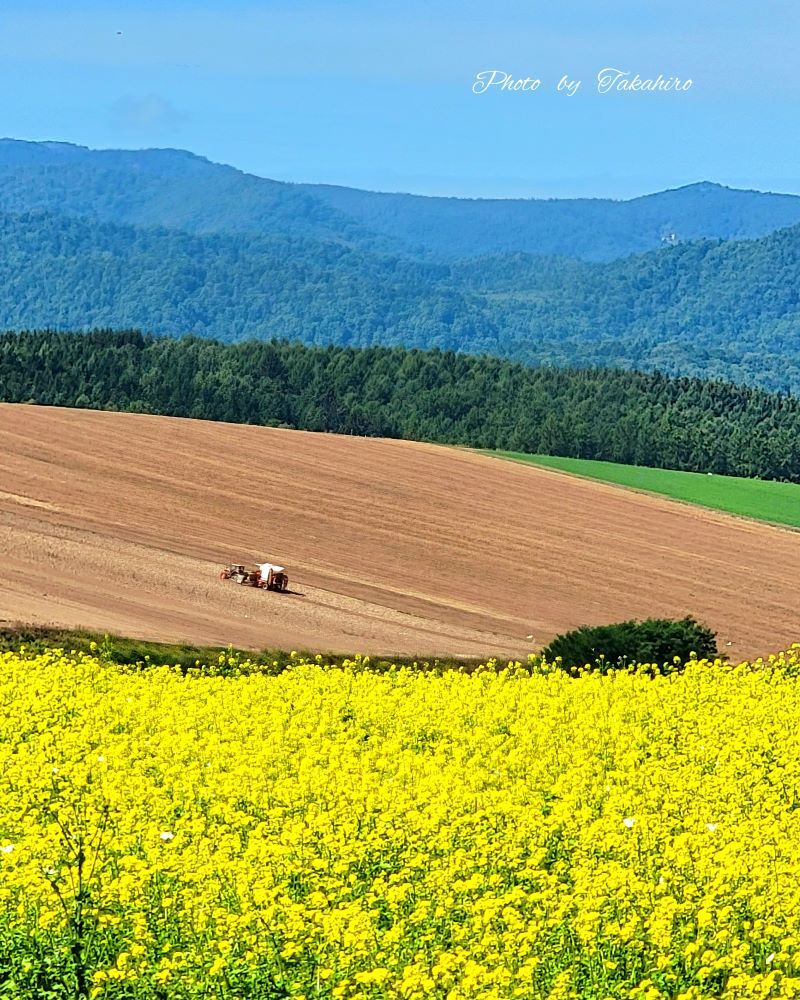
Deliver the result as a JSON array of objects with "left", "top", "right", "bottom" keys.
[{"left": 219, "top": 570, "right": 228, "bottom": 579}]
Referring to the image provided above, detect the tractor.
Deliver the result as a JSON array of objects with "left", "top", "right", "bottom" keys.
[{"left": 219, "top": 562, "right": 289, "bottom": 592}]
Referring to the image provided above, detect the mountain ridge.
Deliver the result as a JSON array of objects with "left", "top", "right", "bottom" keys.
[
  {"left": 0, "top": 139, "right": 785, "bottom": 201},
  {"left": 2, "top": 137, "right": 800, "bottom": 392},
  {"left": 3, "top": 138, "right": 800, "bottom": 260}
]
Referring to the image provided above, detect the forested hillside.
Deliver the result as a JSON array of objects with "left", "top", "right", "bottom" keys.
[
  {"left": 4, "top": 330, "right": 800, "bottom": 481},
  {"left": 304, "top": 180, "right": 800, "bottom": 261},
  {"left": 453, "top": 229, "right": 800, "bottom": 390},
  {"left": 1, "top": 210, "right": 800, "bottom": 391},
  {"left": 3, "top": 139, "right": 800, "bottom": 261},
  {"left": 0, "top": 142, "right": 393, "bottom": 253},
  {"left": 0, "top": 211, "right": 496, "bottom": 351}
]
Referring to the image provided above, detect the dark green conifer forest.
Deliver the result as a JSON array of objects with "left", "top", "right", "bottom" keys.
[{"left": 3, "top": 329, "right": 800, "bottom": 482}]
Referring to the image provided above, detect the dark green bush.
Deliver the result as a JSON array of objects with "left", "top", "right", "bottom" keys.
[{"left": 541, "top": 617, "right": 718, "bottom": 674}]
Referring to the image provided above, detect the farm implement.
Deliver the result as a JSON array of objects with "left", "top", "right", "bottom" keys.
[{"left": 219, "top": 562, "right": 289, "bottom": 592}]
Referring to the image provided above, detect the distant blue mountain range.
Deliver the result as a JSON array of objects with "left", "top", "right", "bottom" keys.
[
  {"left": 4, "top": 138, "right": 800, "bottom": 260},
  {"left": 1, "top": 138, "right": 800, "bottom": 391}
]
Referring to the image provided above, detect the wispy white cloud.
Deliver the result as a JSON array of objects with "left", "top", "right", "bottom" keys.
[{"left": 107, "top": 94, "right": 188, "bottom": 135}]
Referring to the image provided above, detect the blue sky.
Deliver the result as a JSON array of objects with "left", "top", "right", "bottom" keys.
[{"left": 2, "top": 0, "right": 799, "bottom": 197}]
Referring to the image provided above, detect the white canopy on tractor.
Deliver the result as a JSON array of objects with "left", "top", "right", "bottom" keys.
[{"left": 259, "top": 563, "right": 285, "bottom": 576}]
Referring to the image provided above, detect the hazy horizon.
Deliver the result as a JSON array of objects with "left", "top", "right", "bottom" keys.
[{"left": 4, "top": 134, "right": 800, "bottom": 203}]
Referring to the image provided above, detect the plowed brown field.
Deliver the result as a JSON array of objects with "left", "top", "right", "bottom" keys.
[{"left": 0, "top": 404, "right": 797, "bottom": 659}]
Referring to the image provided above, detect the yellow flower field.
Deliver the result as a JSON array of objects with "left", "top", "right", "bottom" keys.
[{"left": 2, "top": 647, "right": 800, "bottom": 999}]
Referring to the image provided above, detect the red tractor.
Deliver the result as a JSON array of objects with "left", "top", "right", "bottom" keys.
[{"left": 219, "top": 562, "right": 289, "bottom": 592}]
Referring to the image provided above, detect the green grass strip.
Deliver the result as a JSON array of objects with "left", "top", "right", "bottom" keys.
[
  {"left": 489, "top": 452, "right": 800, "bottom": 529},
  {"left": 0, "top": 625, "right": 488, "bottom": 672}
]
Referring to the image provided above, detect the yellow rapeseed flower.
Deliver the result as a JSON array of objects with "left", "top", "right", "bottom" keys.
[{"left": 0, "top": 646, "right": 799, "bottom": 997}]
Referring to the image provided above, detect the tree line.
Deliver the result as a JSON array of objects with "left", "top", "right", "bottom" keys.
[{"left": 2, "top": 329, "right": 800, "bottom": 481}]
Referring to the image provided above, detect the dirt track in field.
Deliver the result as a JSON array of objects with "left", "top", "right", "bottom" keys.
[{"left": 0, "top": 404, "right": 797, "bottom": 659}]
